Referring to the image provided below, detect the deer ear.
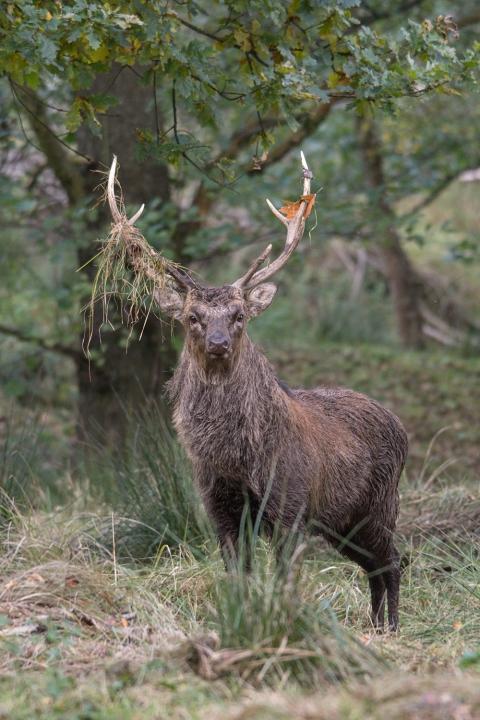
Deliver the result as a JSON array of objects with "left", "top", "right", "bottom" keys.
[
  {"left": 246, "top": 283, "right": 277, "bottom": 318},
  {"left": 154, "top": 285, "right": 185, "bottom": 320}
]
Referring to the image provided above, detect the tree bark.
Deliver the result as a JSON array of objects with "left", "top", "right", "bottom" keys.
[
  {"left": 75, "top": 67, "right": 177, "bottom": 444},
  {"left": 356, "top": 115, "right": 425, "bottom": 349}
]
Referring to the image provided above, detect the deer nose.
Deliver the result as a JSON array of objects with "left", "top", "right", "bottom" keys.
[{"left": 207, "top": 331, "right": 230, "bottom": 355}]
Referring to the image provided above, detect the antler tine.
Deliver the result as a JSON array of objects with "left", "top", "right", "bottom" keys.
[
  {"left": 128, "top": 203, "right": 145, "bottom": 225},
  {"left": 108, "top": 155, "right": 145, "bottom": 226},
  {"left": 106, "top": 156, "right": 198, "bottom": 292},
  {"left": 232, "top": 152, "right": 313, "bottom": 289},
  {"left": 266, "top": 198, "right": 288, "bottom": 227},
  {"left": 107, "top": 155, "right": 123, "bottom": 224},
  {"left": 232, "top": 243, "right": 272, "bottom": 288}
]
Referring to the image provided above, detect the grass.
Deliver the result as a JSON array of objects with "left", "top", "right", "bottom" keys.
[
  {"left": 0, "top": 434, "right": 479, "bottom": 719},
  {"left": 204, "top": 543, "right": 383, "bottom": 686}
]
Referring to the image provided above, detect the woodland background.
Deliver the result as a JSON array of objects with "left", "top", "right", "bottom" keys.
[{"left": 0, "top": 2, "right": 479, "bottom": 718}]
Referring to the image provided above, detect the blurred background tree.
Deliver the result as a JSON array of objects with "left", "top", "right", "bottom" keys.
[{"left": 0, "top": 0, "right": 478, "bottom": 448}]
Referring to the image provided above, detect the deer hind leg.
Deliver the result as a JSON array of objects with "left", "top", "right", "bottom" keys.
[
  {"left": 336, "top": 542, "right": 386, "bottom": 631},
  {"left": 364, "top": 538, "right": 401, "bottom": 632},
  {"left": 368, "top": 572, "right": 387, "bottom": 631},
  {"left": 383, "top": 543, "right": 401, "bottom": 632},
  {"left": 361, "top": 539, "right": 401, "bottom": 633}
]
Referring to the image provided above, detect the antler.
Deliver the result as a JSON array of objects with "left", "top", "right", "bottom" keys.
[
  {"left": 233, "top": 151, "right": 313, "bottom": 289},
  {"left": 107, "top": 156, "right": 198, "bottom": 291}
]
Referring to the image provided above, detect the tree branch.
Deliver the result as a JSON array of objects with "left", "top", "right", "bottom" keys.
[
  {"left": 458, "top": 11, "right": 480, "bottom": 29},
  {"left": 0, "top": 323, "right": 81, "bottom": 361},
  {"left": 165, "top": 10, "right": 226, "bottom": 42},
  {"left": 185, "top": 99, "right": 337, "bottom": 232},
  {"left": 208, "top": 97, "right": 343, "bottom": 174},
  {"left": 10, "top": 84, "right": 86, "bottom": 205},
  {"left": 246, "top": 102, "right": 334, "bottom": 174},
  {"left": 402, "top": 163, "right": 480, "bottom": 219},
  {"left": 205, "top": 116, "right": 282, "bottom": 170}
]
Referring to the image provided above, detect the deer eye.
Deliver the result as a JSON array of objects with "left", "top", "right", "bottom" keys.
[
  {"left": 189, "top": 315, "right": 198, "bottom": 325},
  {"left": 235, "top": 313, "right": 244, "bottom": 323}
]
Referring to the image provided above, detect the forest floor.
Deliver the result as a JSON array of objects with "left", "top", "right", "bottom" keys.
[{"left": 0, "top": 343, "right": 479, "bottom": 719}]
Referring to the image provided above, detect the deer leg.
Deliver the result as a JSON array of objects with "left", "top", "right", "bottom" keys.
[
  {"left": 337, "top": 543, "right": 386, "bottom": 631},
  {"left": 383, "top": 544, "right": 401, "bottom": 632},
  {"left": 202, "top": 482, "right": 254, "bottom": 572},
  {"left": 368, "top": 572, "right": 387, "bottom": 631},
  {"left": 363, "top": 538, "right": 401, "bottom": 632}
]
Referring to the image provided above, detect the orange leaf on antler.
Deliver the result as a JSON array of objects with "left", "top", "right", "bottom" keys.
[
  {"left": 279, "top": 194, "right": 316, "bottom": 221},
  {"left": 279, "top": 199, "right": 302, "bottom": 220},
  {"left": 302, "top": 193, "right": 316, "bottom": 218}
]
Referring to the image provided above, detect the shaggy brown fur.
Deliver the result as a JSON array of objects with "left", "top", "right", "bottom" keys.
[{"left": 161, "top": 283, "right": 408, "bottom": 631}]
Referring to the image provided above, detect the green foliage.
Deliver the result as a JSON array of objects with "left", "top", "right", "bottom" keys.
[{"left": 1, "top": 1, "right": 477, "bottom": 168}]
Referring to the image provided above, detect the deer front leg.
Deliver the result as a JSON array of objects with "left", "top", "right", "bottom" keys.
[{"left": 199, "top": 475, "right": 254, "bottom": 571}]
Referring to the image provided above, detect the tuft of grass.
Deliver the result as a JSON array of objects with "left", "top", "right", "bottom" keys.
[
  {"left": 83, "top": 218, "right": 167, "bottom": 355},
  {"left": 201, "top": 539, "right": 384, "bottom": 686}
]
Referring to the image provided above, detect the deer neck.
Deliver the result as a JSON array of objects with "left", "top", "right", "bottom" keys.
[
  {"left": 168, "top": 334, "right": 286, "bottom": 417},
  {"left": 167, "top": 334, "right": 291, "bottom": 482}
]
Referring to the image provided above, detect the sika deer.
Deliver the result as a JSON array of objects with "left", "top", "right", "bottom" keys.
[{"left": 106, "top": 154, "right": 408, "bottom": 631}]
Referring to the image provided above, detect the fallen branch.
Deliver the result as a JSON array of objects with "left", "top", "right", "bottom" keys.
[{"left": 330, "top": 239, "right": 479, "bottom": 347}]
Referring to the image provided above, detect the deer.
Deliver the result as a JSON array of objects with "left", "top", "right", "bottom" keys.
[{"left": 105, "top": 153, "right": 408, "bottom": 632}]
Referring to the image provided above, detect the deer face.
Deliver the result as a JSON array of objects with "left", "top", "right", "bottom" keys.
[{"left": 156, "top": 283, "right": 277, "bottom": 366}]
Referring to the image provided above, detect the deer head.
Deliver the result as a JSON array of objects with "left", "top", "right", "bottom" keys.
[{"left": 106, "top": 153, "right": 313, "bottom": 369}]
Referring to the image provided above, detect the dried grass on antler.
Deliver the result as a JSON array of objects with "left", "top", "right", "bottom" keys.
[{"left": 83, "top": 157, "right": 186, "bottom": 355}]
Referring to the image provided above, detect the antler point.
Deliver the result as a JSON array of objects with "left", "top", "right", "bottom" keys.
[{"left": 128, "top": 203, "right": 145, "bottom": 225}]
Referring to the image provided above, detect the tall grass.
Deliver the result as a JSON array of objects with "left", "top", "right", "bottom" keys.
[
  {"left": 0, "top": 414, "right": 64, "bottom": 521},
  {"left": 92, "top": 405, "right": 214, "bottom": 560}
]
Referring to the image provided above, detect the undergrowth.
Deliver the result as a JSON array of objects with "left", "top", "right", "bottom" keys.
[{"left": 0, "top": 419, "right": 479, "bottom": 718}]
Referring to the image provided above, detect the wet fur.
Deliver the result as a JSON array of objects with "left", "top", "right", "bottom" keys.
[{"left": 165, "top": 285, "right": 408, "bottom": 631}]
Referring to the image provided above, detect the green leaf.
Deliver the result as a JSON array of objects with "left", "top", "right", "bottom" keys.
[{"left": 38, "top": 35, "right": 57, "bottom": 63}]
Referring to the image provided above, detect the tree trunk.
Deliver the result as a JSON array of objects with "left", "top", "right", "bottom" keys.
[
  {"left": 19, "top": 72, "right": 179, "bottom": 445},
  {"left": 356, "top": 115, "right": 425, "bottom": 349},
  {"left": 75, "top": 67, "right": 178, "bottom": 445}
]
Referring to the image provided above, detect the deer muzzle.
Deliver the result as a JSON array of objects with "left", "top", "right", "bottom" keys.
[{"left": 206, "top": 330, "right": 231, "bottom": 357}]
